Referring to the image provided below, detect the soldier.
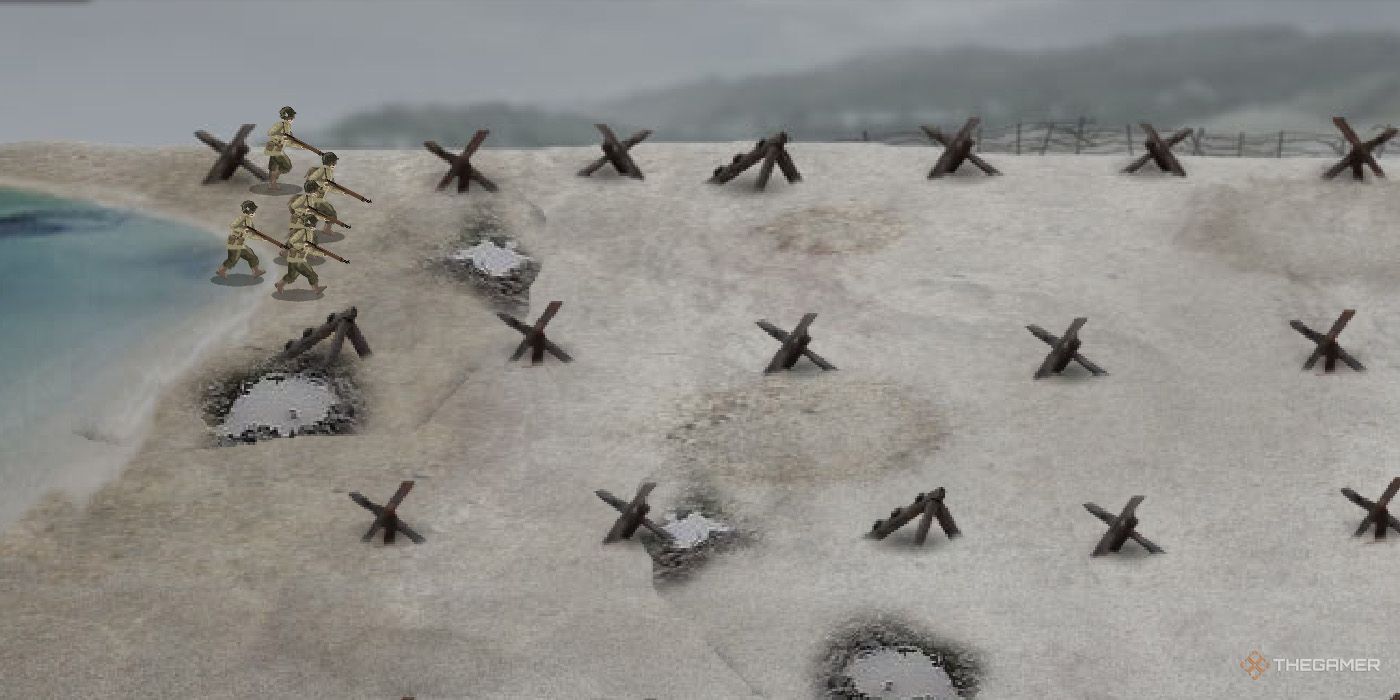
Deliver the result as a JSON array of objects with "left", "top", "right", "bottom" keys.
[
  {"left": 216, "top": 200, "right": 267, "bottom": 278},
  {"left": 264, "top": 106, "right": 310, "bottom": 186},
  {"left": 276, "top": 213, "right": 326, "bottom": 294},
  {"left": 288, "top": 180, "right": 338, "bottom": 236},
  {"left": 304, "top": 151, "right": 338, "bottom": 192},
  {"left": 305, "top": 150, "right": 373, "bottom": 206}
]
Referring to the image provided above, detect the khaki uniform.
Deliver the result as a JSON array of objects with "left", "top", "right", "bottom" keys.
[
  {"left": 289, "top": 191, "right": 337, "bottom": 222},
  {"left": 264, "top": 119, "right": 296, "bottom": 174},
  {"left": 221, "top": 213, "right": 261, "bottom": 271},
  {"left": 305, "top": 164, "right": 335, "bottom": 192},
  {"left": 280, "top": 226, "right": 319, "bottom": 286}
]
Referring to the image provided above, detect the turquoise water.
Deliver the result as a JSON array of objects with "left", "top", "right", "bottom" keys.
[{"left": 0, "top": 187, "right": 247, "bottom": 529}]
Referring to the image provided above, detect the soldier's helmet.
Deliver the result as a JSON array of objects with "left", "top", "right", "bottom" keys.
[
  {"left": 279, "top": 106, "right": 296, "bottom": 119},
  {"left": 322, "top": 152, "right": 338, "bottom": 165},
  {"left": 240, "top": 200, "right": 257, "bottom": 213},
  {"left": 303, "top": 180, "right": 322, "bottom": 193},
  {"left": 301, "top": 214, "right": 318, "bottom": 226}
]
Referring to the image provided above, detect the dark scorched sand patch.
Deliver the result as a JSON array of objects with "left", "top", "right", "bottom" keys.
[
  {"left": 665, "top": 375, "right": 943, "bottom": 488},
  {"left": 753, "top": 204, "right": 909, "bottom": 255},
  {"left": 1174, "top": 178, "right": 1400, "bottom": 286}
]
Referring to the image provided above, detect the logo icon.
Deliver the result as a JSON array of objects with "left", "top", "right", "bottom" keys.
[{"left": 1240, "top": 650, "right": 1270, "bottom": 680}]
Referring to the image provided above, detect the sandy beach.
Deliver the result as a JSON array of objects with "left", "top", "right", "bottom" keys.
[{"left": 0, "top": 141, "right": 1397, "bottom": 699}]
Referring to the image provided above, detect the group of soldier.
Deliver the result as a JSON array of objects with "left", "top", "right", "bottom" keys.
[{"left": 216, "top": 106, "right": 369, "bottom": 295}]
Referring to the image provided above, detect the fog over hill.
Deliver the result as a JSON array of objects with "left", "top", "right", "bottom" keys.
[{"left": 318, "top": 27, "right": 1400, "bottom": 147}]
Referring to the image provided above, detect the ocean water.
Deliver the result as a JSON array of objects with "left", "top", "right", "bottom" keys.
[{"left": 0, "top": 187, "right": 258, "bottom": 531}]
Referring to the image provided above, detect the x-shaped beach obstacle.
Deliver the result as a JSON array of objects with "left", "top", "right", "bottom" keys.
[
  {"left": 595, "top": 481, "right": 672, "bottom": 544},
  {"left": 757, "top": 313, "right": 837, "bottom": 374},
  {"left": 1123, "top": 123, "right": 1190, "bottom": 177},
  {"left": 1324, "top": 117, "right": 1398, "bottom": 181},
  {"left": 1290, "top": 309, "right": 1364, "bottom": 373},
  {"left": 708, "top": 132, "right": 802, "bottom": 190},
  {"left": 496, "top": 300, "right": 572, "bottom": 365},
  {"left": 1084, "top": 496, "right": 1164, "bottom": 557},
  {"left": 921, "top": 118, "right": 1001, "bottom": 178},
  {"left": 1027, "top": 317, "right": 1108, "bottom": 379},
  {"left": 869, "top": 488, "right": 961, "bottom": 545},
  {"left": 1341, "top": 477, "right": 1400, "bottom": 540},
  {"left": 194, "top": 123, "right": 269, "bottom": 184},
  {"left": 349, "top": 480, "right": 425, "bottom": 544},
  {"left": 578, "top": 123, "right": 651, "bottom": 179},
  {"left": 277, "top": 307, "right": 372, "bottom": 369},
  {"left": 424, "top": 129, "right": 498, "bottom": 193}
]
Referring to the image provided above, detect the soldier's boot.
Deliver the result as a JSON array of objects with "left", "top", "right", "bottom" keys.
[
  {"left": 268, "top": 170, "right": 280, "bottom": 186},
  {"left": 275, "top": 279, "right": 286, "bottom": 293},
  {"left": 312, "top": 285, "right": 327, "bottom": 294},
  {"left": 322, "top": 221, "right": 334, "bottom": 235},
  {"left": 252, "top": 266, "right": 266, "bottom": 277},
  {"left": 215, "top": 266, "right": 228, "bottom": 277}
]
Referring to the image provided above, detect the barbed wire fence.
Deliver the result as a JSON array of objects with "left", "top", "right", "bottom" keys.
[{"left": 838, "top": 117, "right": 1395, "bottom": 158}]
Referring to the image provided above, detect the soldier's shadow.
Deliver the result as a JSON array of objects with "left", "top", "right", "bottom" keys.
[
  {"left": 317, "top": 230, "right": 346, "bottom": 244},
  {"left": 272, "top": 288, "right": 324, "bottom": 302},
  {"left": 273, "top": 255, "right": 327, "bottom": 266},
  {"left": 209, "top": 273, "right": 265, "bottom": 287}
]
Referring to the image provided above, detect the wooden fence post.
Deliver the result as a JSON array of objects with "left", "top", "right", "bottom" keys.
[
  {"left": 1192, "top": 128, "right": 1204, "bottom": 156},
  {"left": 1040, "top": 122, "right": 1054, "bottom": 155},
  {"left": 1277, "top": 131, "right": 1285, "bottom": 158},
  {"left": 1074, "top": 116, "right": 1086, "bottom": 154},
  {"left": 1015, "top": 122, "right": 1022, "bottom": 155},
  {"left": 1126, "top": 124, "right": 1133, "bottom": 156},
  {"left": 1237, "top": 132, "right": 1245, "bottom": 157}
]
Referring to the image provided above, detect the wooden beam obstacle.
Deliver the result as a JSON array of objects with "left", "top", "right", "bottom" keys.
[
  {"left": 1027, "top": 318, "right": 1107, "bottom": 379},
  {"left": 578, "top": 123, "right": 651, "bottom": 179},
  {"left": 1123, "top": 123, "right": 1189, "bottom": 176},
  {"left": 1341, "top": 477, "right": 1400, "bottom": 540},
  {"left": 708, "top": 132, "right": 801, "bottom": 189},
  {"left": 922, "top": 118, "right": 1001, "bottom": 177},
  {"left": 1324, "top": 117, "right": 1397, "bottom": 180},
  {"left": 595, "top": 481, "right": 672, "bottom": 544},
  {"left": 349, "top": 481, "right": 424, "bottom": 544},
  {"left": 195, "top": 123, "right": 269, "bottom": 184},
  {"left": 496, "top": 300, "right": 572, "bottom": 365},
  {"left": 424, "top": 129, "right": 498, "bottom": 192},
  {"left": 869, "top": 488, "right": 960, "bottom": 545},
  {"left": 277, "top": 307, "right": 372, "bottom": 369},
  {"left": 1084, "top": 496, "right": 1164, "bottom": 557},
  {"left": 757, "top": 313, "right": 836, "bottom": 373},
  {"left": 1290, "top": 310, "right": 1363, "bottom": 373}
]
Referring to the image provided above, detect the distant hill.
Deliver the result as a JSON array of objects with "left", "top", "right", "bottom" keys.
[
  {"left": 317, "top": 26, "right": 1400, "bottom": 147},
  {"left": 312, "top": 103, "right": 643, "bottom": 149}
]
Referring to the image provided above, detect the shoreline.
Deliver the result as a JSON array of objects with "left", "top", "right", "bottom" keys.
[{"left": 0, "top": 174, "right": 273, "bottom": 533}]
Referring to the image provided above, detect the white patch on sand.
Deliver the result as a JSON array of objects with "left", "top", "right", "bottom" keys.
[
  {"left": 450, "top": 241, "right": 530, "bottom": 277},
  {"left": 845, "top": 646, "right": 959, "bottom": 700},
  {"left": 220, "top": 374, "right": 338, "bottom": 438},
  {"left": 661, "top": 512, "right": 732, "bottom": 549}
]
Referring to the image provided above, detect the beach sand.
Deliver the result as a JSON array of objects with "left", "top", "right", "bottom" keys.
[{"left": 0, "top": 142, "right": 1398, "bottom": 699}]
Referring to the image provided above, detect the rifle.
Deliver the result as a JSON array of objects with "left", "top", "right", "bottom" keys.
[
  {"left": 284, "top": 133, "right": 325, "bottom": 156},
  {"left": 246, "top": 225, "right": 349, "bottom": 264},
  {"left": 318, "top": 211, "right": 353, "bottom": 230},
  {"left": 326, "top": 180, "right": 372, "bottom": 203},
  {"left": 296, "top": 203, "right": 352, "bottom": 229}
]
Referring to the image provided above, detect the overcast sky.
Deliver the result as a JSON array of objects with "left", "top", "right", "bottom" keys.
[{"left": 3, "top": 0, "right": 1400, "bottom": 144}]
